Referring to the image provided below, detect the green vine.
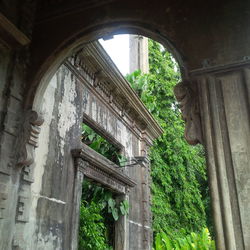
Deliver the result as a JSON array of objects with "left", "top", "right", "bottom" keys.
[{"left": 126, "top": 40, "right": 213, "bottom": 240}]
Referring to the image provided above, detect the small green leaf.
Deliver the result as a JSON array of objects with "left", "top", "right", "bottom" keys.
[{"left": 111, "top": 208, "right": 119, "bottom": 221}]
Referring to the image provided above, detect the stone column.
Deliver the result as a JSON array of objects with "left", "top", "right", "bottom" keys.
[
  {"left": 70, "top": 158, "right": 87, "bottom": 250},
  {"left": 115, "top": 193, "right": 128, "bottom": 250},
  {"left": 175, "top": 62, "right": 250, "bottom": 250},
  {"left": 138, "top": 157, "right": 152, "bottom": 250},
  {"left": 129, "top": 35, "right": 149, "bottom": 74}
]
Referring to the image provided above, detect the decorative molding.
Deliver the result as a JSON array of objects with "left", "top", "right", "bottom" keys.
[
  {"left": 22, "top": 165, "right": 34, "bottom": 183},
  {"left": 174, "top": 80, "right": 203, "bottom": 145},
  {"left": 64, "top": 42, "right": 163, "bottom": 141},
  {"left": 0, "top": 183, "right": 8, "bottom": 219},
  {"left": 84, "top": 163, "right": 126, "bottom": 194},
  {"left": 16, "top": 196, "right": 29, "bottom": 222},
  {"left": 17, "top": 110, "right": 44, "bottom": 167},
  {"left": 190, "top": 58, "right": 250, "bottom": 76},
  {"left": 72, "top": 144, "right": 136, "bottom": 194},
  {"left": 74, "top": 158, "right": 89, "bottom": 174}
]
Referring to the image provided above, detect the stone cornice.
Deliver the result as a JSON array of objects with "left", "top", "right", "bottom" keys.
[
  {"left": 72, "top": 144, "right": 137, "bottom": 189},
  {"left": 65, "top": 59, "right": 145, "bottom": 144},
  {"left": 190, "top": 59, "right": 250, "bottom": 76},
  {"left": 69, "top": 41, "right": 163, "bottom": 141}
]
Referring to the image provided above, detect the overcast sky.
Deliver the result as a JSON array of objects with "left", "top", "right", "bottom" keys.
[{"left": 99, "top": 34, "right": 129, "bottom": 76}]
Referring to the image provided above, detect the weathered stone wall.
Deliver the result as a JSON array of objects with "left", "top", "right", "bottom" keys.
[
  {"left": 195, "top": 65, "right": 250, "bottom": 250},
  {"left": 0, "top": 3, "right": 37, "bottom": 246},
  {"left": 10, "top": 46, "right": 153, "bottom": 249},
  {"left": 22, "top": 65, "right": 82, "bottom": 249},
  {"left": 1, "top": 2, "right": 250, "bottom": 249},
  {"left": 0, "top": 49, "right": 15, "bottom": 250},
  {"left": 0, "top": 48, "right": 30, "bottom": 249}
]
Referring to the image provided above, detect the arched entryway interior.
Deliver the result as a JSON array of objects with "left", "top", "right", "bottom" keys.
[
  {"left": 21, "top": 3, "right": 250, "bottom": 246},
  {"left": 0, "top": 1, "right": 249, "bottom": 249},
  {"left": 27, "top": 32, "right": 167, "bottom": 250},
  {"left": 22, "top": 29, "right": 215, "bottom": 250}
]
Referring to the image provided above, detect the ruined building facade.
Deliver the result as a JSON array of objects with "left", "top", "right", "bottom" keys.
[
  {"left": 1, "top": 40, "right": 162, "bottom": 249},
  {"left": 1, "top": 1, "right": 250, "bottom": 249}
]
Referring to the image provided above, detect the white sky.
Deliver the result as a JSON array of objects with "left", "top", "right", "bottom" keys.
[{"left": 99, "top": 34, "right": 129, "bottom": 76}]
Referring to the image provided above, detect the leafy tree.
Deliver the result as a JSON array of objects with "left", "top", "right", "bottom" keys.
[{"left": 126, "top": 40, "right": 211, "bottom": 239}]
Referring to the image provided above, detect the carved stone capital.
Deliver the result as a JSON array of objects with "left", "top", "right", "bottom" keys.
[
  {"left": 174, "top": 80, "right": 203, "bottom": 145},
  {"left": 17, "top": 110, "right": 44, "bottom": 167}
]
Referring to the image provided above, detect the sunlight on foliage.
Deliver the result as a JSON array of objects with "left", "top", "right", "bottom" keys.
[
  {"left": 154, "top": 228, "right": 215, "bottom": 250},
  {"left": 126, "top": 40, "right": 213, "bottom": 243}
]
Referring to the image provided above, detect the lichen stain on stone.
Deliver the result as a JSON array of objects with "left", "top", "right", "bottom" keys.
[
  {"left": 27, "top": 74, "right": 57, "bottom": 248},
  {"left": 37, "top": 231, "right": 62, "bottom": 250},
  {"left": 57, "top": 71, "right": 77, "bottom": 158}
]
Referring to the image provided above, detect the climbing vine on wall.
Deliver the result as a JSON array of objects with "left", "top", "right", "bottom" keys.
[{"left": 126, "top": 40, "right": 212, "bottom": 239}]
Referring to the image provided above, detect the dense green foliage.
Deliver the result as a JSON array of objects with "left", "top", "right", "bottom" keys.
[
  {"left": 82, "top": 124, "right": 127, "bottom": 166},
  {"left": 79, "top": 199, "right": 111, "bottom": 250},
  {"left": 154, "top": 228, "right": 215, "bottom": 250},
  {"left": 126, "top": 40, "right": 211, "bottom": 239},
  {"left": 79, "top": 125, "right": 129, "bottom": 250},
  {"left": 79, "top": 180, "right": 114, "bottom": 250},
  {"left": 79, "top": 180, "right": 129, "bottom": 250},
  {"left": 82, "top": 124, "right": 120, "bottom": 164}
]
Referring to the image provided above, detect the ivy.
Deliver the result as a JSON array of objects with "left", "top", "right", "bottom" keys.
[
  {"left": 78, "top": 200, "right": 110, "bottom": 250},
  {"left": 126, "top": 40, "right": 212, "bottom": 239}
]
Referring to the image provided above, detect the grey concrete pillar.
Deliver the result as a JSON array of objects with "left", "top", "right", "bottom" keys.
[
  {"left": 182, "top": 62, "right": 250, "bottom": 250},
  {"left": 115, "top": 194, "right": 128, "bottom": 250},
  {"left": 129, "top": 35, "right": 149, "bottom": 74},
  {"left": 70, "top": 159, "right": 86, "bottom": 250}
]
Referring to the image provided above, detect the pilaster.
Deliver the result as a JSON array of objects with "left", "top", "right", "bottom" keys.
[
  {"left": 176, "top": 61, "right": 250, "bottom": 250},
  {"left": 70, "top": 158, "right": 86, "bottom": 250}
]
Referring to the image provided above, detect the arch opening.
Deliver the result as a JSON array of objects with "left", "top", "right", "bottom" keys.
[
  {"left": 29, "top": 29, "right": 212, "bottom": 249},
  {"left": 31, "top": 23, "right": 186, "bottom": 111}
]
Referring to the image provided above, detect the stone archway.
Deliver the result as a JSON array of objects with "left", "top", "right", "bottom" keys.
[
  {"left": 28, "top": 23, "right": 186, "bottom": 111},
  {"left": 28, "top": 27, "right": 250, "bottom": 250},
  {"left": 0, "top": 1, "right": 250, "bottom": 249}
]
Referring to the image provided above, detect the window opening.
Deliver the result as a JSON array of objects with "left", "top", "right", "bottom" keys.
[
  {"left": 81, "top": 123, "right": 127, "bottom": 166},
  {"left": 78, "top": 124, "right": 130, "bottom": 250}
]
